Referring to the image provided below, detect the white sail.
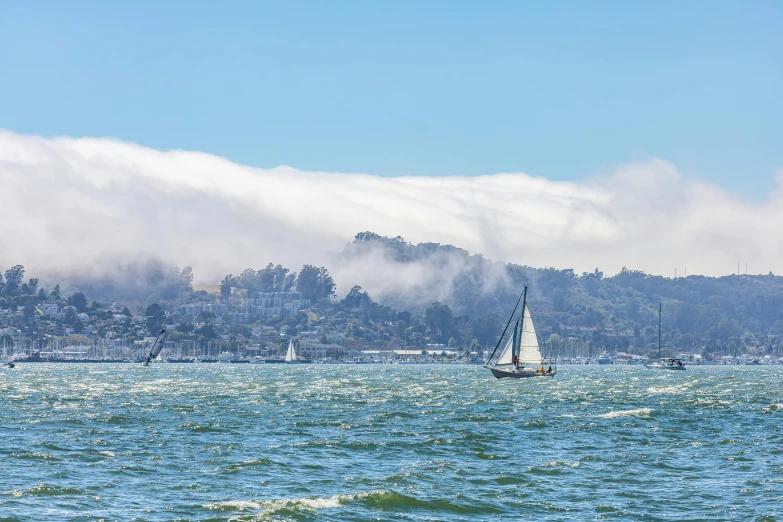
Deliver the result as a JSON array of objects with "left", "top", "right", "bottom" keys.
[
  {"left": 285, "top": 339, "right": 297, "bottom": 362},
  {"left": 518, "top": 304, "right": 542, "bottom": 364},
  {"left": 495, "top": 332, "right": 515, "bottom": 365}
]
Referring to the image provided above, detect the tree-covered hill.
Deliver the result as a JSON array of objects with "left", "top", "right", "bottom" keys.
[
  {"left": 2, "top": 232, "right": 782, "bottom": 357},
  {"left": 338, "top": 233, "right": 783, "bottom": 355}
]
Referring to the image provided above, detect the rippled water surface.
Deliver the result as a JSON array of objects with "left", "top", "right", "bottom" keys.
[{"left": 1, "top": 364, "right": 782, "bottom": 521}]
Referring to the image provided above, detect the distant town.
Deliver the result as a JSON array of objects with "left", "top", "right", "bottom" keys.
[{"left": 3, "top": 233, "right": 783, "bottom": 365}]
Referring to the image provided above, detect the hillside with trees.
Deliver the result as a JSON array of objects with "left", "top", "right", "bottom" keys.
[{"left": 2, "top": 232, "right": 782, "bottom": 359}]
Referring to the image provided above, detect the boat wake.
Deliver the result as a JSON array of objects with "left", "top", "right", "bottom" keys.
[{"left": 598, "top": 408, "right": 652, "bottom": 419}]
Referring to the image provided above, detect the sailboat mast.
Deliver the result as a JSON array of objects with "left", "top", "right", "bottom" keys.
[
  {"left": 511, "top": 317, "right": 520, "bottom": 368},
  {"left": 484, "top": 288, "right": 525, "bottom": 366},
  {"left": 658, "top": 303, "right": 662, "bottom": 359},
  {"left": 517, "top": 286, "right": 528, "bottom": 368}
]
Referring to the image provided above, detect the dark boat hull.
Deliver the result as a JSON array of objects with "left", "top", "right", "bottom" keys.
[
  {"left": 490, "top": 367, "right": 556, "bottom": 379},
  {"left": 644, "top": 364, "right": 686, "bottom": 370}
]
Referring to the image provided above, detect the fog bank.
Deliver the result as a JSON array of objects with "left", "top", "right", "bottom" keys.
[{"left": 1, "top": 130, "right": 781, "bottom": 294}]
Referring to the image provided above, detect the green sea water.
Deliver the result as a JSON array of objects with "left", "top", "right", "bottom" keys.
[{"left": 1, "top": 364, "right": 782, "bottom": 521}]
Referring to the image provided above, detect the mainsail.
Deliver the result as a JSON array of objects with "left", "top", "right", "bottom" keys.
[
  {"left": 142, "top": 329, "right": 167, "bottom": 366},
  {"left": 284, "top": 339, "right": 297, "bottom": 362},
  {"left": 518, "top": 304, "right": 542, "bottom": 365}
]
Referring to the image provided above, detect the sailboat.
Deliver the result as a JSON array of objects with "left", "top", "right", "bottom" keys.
[
  {"left": 485, "top": 286, "right": 556, "bottom": 378},
  {"left": 644, "top": 303, "right": 685, "bottom": 371},
  {"left": 284, "top": 339, "right": 300, "bottom": 364},
  {"left": 142, "top": 329, "right": 167, "bottom": 366}
]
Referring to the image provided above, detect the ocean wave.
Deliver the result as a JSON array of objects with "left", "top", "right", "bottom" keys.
[
  {"left": 360, "top": 490, "right": 501, "bottom": 514},
  {"left": 647, "top": 385, "right": 686, "bottom": 394},
  {"left": 542, "top": 460, "right": 580, "bottom": 468},
  {"left": 203, "top": 490, "right": 379, "bottom": 516},
  {"left": 4, "top": 483, "right": 85, "bottom": 497},
  {"left": 598, "top": 408, "right": 652, "bottom": 419},
  {"left": 204, "top": 490, "right": 499, "bottom": 518}
]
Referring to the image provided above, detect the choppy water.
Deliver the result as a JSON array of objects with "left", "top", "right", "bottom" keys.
[{"left": 1, "top": 364, "right": 782, "bottom": 521}]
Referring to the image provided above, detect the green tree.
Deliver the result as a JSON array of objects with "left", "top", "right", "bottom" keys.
[
  {"left": 3, "top": 265, "right": 25, "bottom": 296},
  {"left": 179, "top": 266, "right": 194, "bottom": 291},
  {"left": 23, "top": 304, "right": 36, "bottom": 324},
  {"left": 342, "top": 286, "right": 372, "bottom": 309},
  {"left": 424, "top": 302, "right": 454, "bottom": 343},
  {"left": 72, "top": 320, "right": 84, "bottom": 334},
  {"left": 258, "top": 263, "right": 275, "bottom": 292},
  {"left": 68, "top": 292, "right": 88, "bottom": 313},
  {"left": 24, "top": 278, "right": 39, "bottom": 296},
  {"left": 473, "top": 313, "right": 500, "bottom": 347},
  {"left": 237, "top": 269, "right": 258, "bottom": 293},
  {"left": 196, "top": 324, "right": 217, "bottom": 339},
  {"left": 220, "top": 274, "right": 234, "bottom": 299},
  {"left": 297, "top": 265, "right": 335, "bottom": 301},
  {"left": 177, "top": 322, "right": 195, "bottom": 334},
  {"left": 64, "top": 308, "right": 78, "bottom": 325},
  {"left": 198, "top": 311, "right": 216, "bottom": 324},
  {"left": 145, "top": 303, "right": 166, "bottom": 334}
]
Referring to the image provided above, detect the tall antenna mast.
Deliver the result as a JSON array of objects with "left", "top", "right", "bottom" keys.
[{"left": 658, "top": 303, "right": 662, "bottom": 359}]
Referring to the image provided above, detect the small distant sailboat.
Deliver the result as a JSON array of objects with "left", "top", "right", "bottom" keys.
[
  {"left": 4, "top": 360, "right": 14, "bottom": 369},
  {"left": 284, "top": 339, "right": 300, "bottom": 364},
  {"left": 644, "top": 304, "right": 685, "bottom": 371},
  {"left": 142, "top": 329, "right": 167, "bottom": 366},
  {"left": 485, "top": 286, "right": 556, "bottom": 378}
]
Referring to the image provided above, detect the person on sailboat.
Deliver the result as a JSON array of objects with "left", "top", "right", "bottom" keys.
[{"left": 513, "top": 355, "right": 518, "bottom": 366}]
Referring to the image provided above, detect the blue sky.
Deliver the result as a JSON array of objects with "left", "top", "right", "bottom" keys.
[{"left": 1, "top": 0, "right": 781, "bottom": 198}]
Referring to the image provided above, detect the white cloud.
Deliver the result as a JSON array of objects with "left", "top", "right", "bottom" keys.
[{"left": 1, "top": 129, "right": 781, "bottom": 293}]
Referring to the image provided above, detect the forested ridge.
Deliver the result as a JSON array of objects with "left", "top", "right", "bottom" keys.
[{"left": 2, "top": 232, "right": 782, "bottom": 357}]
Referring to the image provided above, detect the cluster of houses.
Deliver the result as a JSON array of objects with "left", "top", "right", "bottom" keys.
[{"left": 177, "top": 293, "right": 311, "bottom": 323}]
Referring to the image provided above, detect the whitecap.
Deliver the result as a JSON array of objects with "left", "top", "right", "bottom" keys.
[
  {"left": 542, "top": 460, "right": 580, "bottom": 467},
  {"left": 647, "top": 385, "right": 685, "bottom": 394},
  {"left": 204, "top": 490, "right": 379, "bottom": 515},
  {"left": 598, "top": 408, "right": 652, "bottom": 419}
]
